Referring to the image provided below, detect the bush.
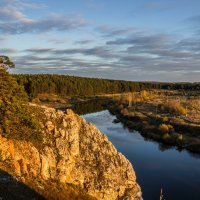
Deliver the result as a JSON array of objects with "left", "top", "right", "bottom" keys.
[
  {"left": 158, "top": 123, "right": 174, "bottom": 134},
  {"left": 160, "top": 101, "right": 187, "bottom": 115},
  {"left": 159, "top": 124, "right": 169, "bottom": 133}
]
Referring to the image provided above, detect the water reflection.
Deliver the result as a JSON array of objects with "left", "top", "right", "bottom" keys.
[
  {"left": 71, "top": 99, "right": 107, "bottom": 115},
  {"left": 158, "top": 143, "right": 174, "bottom": 152}
]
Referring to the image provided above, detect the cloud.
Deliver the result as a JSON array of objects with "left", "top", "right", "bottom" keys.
[
  {"left": 175, "top": 38, "right": 200, "bottom": 52},
  {"left": 0, "top": 7, "right": 33, "bottom": 23},
  {"left": 25, "top": 48, "right": 54, "bottom": 54},
  {"left": 75, "top": 39, "right": 94, "bottom": 45},
  {"left": 25, "top": 46, "right": 116, "bottom": 59},
  {"left": 187, "top": 15, "right": 200, "bottom": 24},
  {"left": 10, "top": 36, "right": 200, "bottom": 81},
  {"left": 1, "top": 0, "right": 198, "bottom": 83},
  {"left": 0, "top": 1, "right": 87, "bottom": 34},
  {"left": 47, "top": 38, "right": 68, "bottom": 45},
  {"left": 105, "top": 31, "right": 200, "bottom": 61},
  {"left": 13, "top": 52, "right": 200, "bottom": 81},
  {"left": 106, "top": 33, "right": 171, "bottom": 48},
  {"left": 0, "top": 0, "right": 46, "bottom": 10},
  {"left": 18, "top": 28, "right": 200, "bottom": 82},
  {"left": 13, "top": 53, "right": 116, "bottom": 73},
  {"left": 0, "top": 48, "right": 18, "bottom": 54},
  {"left": 0, "top": 13, "right": 87, "bottom": 34},
  {"left": 95, "top": 25, "right": 135, "bottom": 37}
]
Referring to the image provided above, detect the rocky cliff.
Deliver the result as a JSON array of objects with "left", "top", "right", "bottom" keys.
[{"left": 0, "top": 106, "right": 142, "bottom": 200}]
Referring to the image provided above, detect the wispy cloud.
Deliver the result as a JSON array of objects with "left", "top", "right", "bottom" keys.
[
  {"left": 12, "top": 25, "right": 199, "bottom": 81},
  {"left": 75, "top": 39, "right": 94, "bottom": 45},
  {"left": 95, "top": 25, "right": 135, "bottom": 37},
  {"left": 1, "top": 0, "right": 47, "bottom": 10},
  {"left": 0, "top": 7, "right": 33, "bottom": 23},
  {"left": 46, "top": 38, "right": 68, "bottom": 45},
  {"left": 0, "top": 13, "right": 87, "bottom": 34},
  {"left": 25, "top": 46, "right": 116, "bottom": 59},
  {"left": 106, "top": 33, "right": 171, "bottom": 47},
  {"left": 187, "top": 15, "right": 200, "bottom": 24},
  {"left": 175, "top": 37, "right": 200, "bottom": 51},
  {"left": 0, "top": 48, "right": 18, "bottom": 54},
  {"left": 0, "top": 1, "right": 87, "bottom": 34},
  {"left": 25, "top": 48, "right": 54, "bottom": 54}
]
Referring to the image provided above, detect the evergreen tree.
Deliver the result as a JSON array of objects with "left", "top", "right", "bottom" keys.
[{"left": 0, "top": 57, "right": 42, "bottom": 144}]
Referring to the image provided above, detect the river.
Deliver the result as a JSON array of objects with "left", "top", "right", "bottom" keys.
[{"left": 73, "top": 101, "right": 200, "bottom": 200}]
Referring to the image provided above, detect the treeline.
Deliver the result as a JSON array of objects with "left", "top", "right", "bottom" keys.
[
  {"left": 12, "top": 74, "right": 200, "bottom": 98},
  {"left": 13, "top": 74, "right": 160, "bottom": 98},
  {"left": 159, "top": 82, "right": 200, "bottom": 91}
]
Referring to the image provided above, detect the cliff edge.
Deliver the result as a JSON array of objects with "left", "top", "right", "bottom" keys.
[{"left": 0, "top": 106, "right": 142, "bottom": 200}]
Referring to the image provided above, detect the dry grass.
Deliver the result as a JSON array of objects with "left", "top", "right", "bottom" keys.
[{"left": 159, "top": 101, "right": 187, "bottom": 115}]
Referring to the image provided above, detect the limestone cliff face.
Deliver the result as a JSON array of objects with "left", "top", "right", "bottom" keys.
[{"left": 0, "top": 106, "right": 142, "bottom": 200}]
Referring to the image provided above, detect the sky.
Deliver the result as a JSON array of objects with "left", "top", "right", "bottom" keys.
[{"left": 0, "top": 0, "right": 200, "bottom": 82}]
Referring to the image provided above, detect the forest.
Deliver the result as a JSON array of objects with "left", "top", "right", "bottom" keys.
[
  {"left": 159, "top": 82, "right": 200, "bottom": 90},
  {"left": 13, "top": 74, "right": 160, "bottom": 98},
  {"left": 13, "top": 74, "right": 200, "bottom": 98}
]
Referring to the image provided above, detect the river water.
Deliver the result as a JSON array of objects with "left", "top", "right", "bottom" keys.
[{"left": 74, "top": 101, "right": 200, "bottom": 200}]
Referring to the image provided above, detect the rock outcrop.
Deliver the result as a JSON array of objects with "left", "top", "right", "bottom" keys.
[{"left": 0, "top": 106, "right": 142, "bottom": 200}]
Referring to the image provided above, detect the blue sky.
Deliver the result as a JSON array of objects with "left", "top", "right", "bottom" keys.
[{"left": 1, "top": 0, "right": 200, "bottom": 81}]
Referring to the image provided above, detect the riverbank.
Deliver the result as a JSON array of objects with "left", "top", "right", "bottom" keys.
[
  {"left": 32, "top": 91, "right": 200, "bottom": 154},
  {"left": 105, "top": 90, "right": 200, "bottom": 154},
  {"left": 31, "top": 93, "right": 116, "bottom": 110}
]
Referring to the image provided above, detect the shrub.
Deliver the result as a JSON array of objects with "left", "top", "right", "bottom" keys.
[
  {"left": 160, "top": 101, "right": 187, "bottom": 115},
  {"left": 159, "top": 123, "right": 174, "bottom": 134},
  {"left": 159, "top": 124, "right": 169, "bottom": 133}
]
